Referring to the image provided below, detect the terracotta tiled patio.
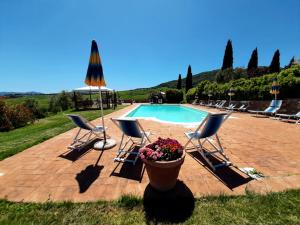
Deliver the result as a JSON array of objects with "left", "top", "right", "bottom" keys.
[{"left": 0, "top": 104, "right": 299, "bottom": 202}]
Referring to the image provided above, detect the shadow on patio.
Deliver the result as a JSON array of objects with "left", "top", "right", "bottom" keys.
[
  {"left": 189, "top": 150, "right": 251, "bottom": 190},
  {"left": 143, "top": 180, "right": 195, "bottom": 223}
]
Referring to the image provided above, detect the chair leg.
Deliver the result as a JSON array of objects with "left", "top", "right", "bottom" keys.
[{"left": 197, "top": 139, "right": 215, "bottom": 171}]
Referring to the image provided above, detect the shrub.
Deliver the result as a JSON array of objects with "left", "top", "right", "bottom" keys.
[
  {"left": 0, "top": 101, "right": 13, "bottom": 131},
  {"left": 8, "top": 105, "right": 34, "bottom": 129},
  {"left": 57, "top": 91, "right": 72, "bottom": 111},
  {"left": 197, "top": 65, "right": 300, "bottom": 101},
  {"left": 186, "top": 87, "right": 197, "bottom": 103},
  {"left": 48, "top": 91, "right": 72, "bottom": 113},
  {"left": 165, "top": 89, "right": 183, "bottom": 103},
  {"left": 23, "top": 99, "right": 47, "bottom": 119}
]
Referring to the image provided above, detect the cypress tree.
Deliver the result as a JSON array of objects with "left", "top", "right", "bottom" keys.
[
  {"left": 269, "top": 49, "right": 280, "bottom": 73},
  {"left": 221, "top": 39, "right": 233, "bottom": 70},
  {"left": 287, "top": 56, "right": 295, "bottom": 68},
  {"left": 176, "top": 74, "right": 182, "bottom": 90},
  {"left": 185, "top": 65, "right": 193, "bottom": 92},
  {"left": 247, "top": 48, "right": 258, "bottom": 71}
]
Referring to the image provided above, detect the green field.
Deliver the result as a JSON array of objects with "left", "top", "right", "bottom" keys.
[
  {"left": 4, "top": 94, "right": 53, "bottom": 108},
  {"left": 0, "top": 106, "right": 126, "bottom": 160},
  {"left": 0, "top": 189, "right": 299, "bottom": 225},
  {"left": 118, "top": 87, "right": 169, "bottom": 102}
]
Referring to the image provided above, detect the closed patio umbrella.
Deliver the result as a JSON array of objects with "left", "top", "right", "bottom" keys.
[
  {"left": 270, "top": 78, "right": 280, "bottom": 100},
  {"left": 85, "top": 40, "right": 115, "bottom": 149}
]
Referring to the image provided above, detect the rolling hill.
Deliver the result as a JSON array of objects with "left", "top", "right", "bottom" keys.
[{"left": 155, "top": 69, "right": 219, "bottom": 88}]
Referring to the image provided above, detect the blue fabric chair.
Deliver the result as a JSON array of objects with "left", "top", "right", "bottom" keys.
[
  {"left": 67, "top": 114, "right": 107, "bottom": 150},
  {"left": 184, "top": 112, "right": 232, "bottom": 171},
  {"left": 111, "top": 118, "right": 151, "bottom": 165},
  {"left": 248, "top": 100, "right": 282, "bottom": 116}
]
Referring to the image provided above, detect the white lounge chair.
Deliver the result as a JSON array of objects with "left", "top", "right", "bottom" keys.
[
  {"left": 276, "top": 111, "right": 300, "bottom": 124},
  {"left": 215, "top": 100, "right": 226, "bottom": 109},
  {"left": 67, "top": 114, "right": 107, "bottom": 150},
  {"left": 235, "top": 104, "right": 247, "bottom": 112},
  {"left": 111, "top": 118, "right": 151, "bottom": 165},
  {"left": 184, "top": 112, "right": 232, "bottom": 171}
]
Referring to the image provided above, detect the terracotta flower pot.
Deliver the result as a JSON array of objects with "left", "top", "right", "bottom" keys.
[{"left": 142, "top": 151, "right": 185, "bottom": 191}]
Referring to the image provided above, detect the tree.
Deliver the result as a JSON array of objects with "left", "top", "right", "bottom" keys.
[
  {"left": 221, "top": 39, "right": 233, "bottom": 70},
  {"left": 185, "top": 65, "right": 193, "bottom": 92},
  {"left": 269, "top": 49, "right": 280, "bottom": 73},
  {"left": 247, "top": 48, "right": 258, "bottom": 74},
  {"left": 285, "top": 56, "right": 295, "bottom": 68},
  {"left": 176, "top": 74, "right": 182, "bottom": 89}
]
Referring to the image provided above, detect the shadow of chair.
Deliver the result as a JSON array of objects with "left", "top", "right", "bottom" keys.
[
  {"left": 189, "top": 150, "right": 251, "bottom": 190},
  {"left": 110, "top": 146, "right": 145, "bottom": 182},
  {"left": 143, "top": 180, "right": 195, "bottom": 223},
  {"left": 59, "top": 139, "right": 100, "bottom": 162}
]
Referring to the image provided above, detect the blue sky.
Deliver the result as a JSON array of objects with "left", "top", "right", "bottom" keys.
[{"left": 0, "top": 0, "right": 299, "bottom": 93}]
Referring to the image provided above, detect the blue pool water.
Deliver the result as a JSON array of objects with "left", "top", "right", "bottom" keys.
[{"left": 126, "top": 104, "right": 208, "bottom": 123}]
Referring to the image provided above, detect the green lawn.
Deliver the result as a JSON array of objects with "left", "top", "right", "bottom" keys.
[
  {"left": 0, "top": 189, "right": 299, "bottom": 225},
  {"left": 0, "top": 106, "right": 126, "bottom": 160}
]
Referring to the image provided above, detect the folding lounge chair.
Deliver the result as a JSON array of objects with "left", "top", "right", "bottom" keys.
[
  {"left": 276, "top": 111, "right": 300, "bottom": 124},
  {"left": 235, "top": 104, "right": 247, "bottom": 112},
  {"left": 184, "top": 112, "right": 232, "bottom": 171},
  {"left": 192, "top": 99, "right": 198, "bottom": 105},
  {"left": 248, "top": 100, "right": 282, "bottom": 116},
  {"left": 216, "top": 101, "right": 226, "bottom": 109},
  {"left": 111, "top": 118, "right": 151, "bottom": 165},
  {"left": 210, "top": 101, "right": 223, "bottom": 108},
  {"left": 206, "top": 102, "right": 213, "bottom": 107},
  {"left": 67, "top": 114, "right": 107, "bottom": 149},
  {"left": 222, "top": 103, "right": 236, "bottom": 111}
]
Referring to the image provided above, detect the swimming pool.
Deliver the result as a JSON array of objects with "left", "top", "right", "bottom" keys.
[{"left": 125, "top": 104, "right": 208, "bottom": 124}]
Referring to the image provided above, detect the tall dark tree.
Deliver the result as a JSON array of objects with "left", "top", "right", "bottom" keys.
[
  {"left": 269, "top": 49, "right": 280, "bottom": 73},
  {"left": 185, "top": 65, "right": 193, "bottom": 92},
  {"left": 247, "top": 48, "right": 258, "bottom": 71},
  {"left": 286, "top": 56, "right": 295, "bottom": 68},
  {"left": 221, "top": 39, "right": 233, "bottom": 70},
  {"left": 176, "top": 74, "right": 182, "bottom": 89}
]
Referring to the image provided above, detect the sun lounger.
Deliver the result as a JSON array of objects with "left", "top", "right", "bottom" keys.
[
  {"left": 225, "top": 104, "right": 236, "bottom": 111},
  {"left": 216, "top": 101, "right": 226, "bottom": 109},
  {"left": 275, "top": 111, "right": 300, "bottom": 124},
  {"left": 206, "top": 102, "right": 213, "bottom": 107},
  {"left": 248, "top": 100, "right": 282, "bottom": 116},
  {"left": 67, "top": 114, "right": 107, "bottom": 150},
  {"left": 111, "top": 118, "right": 151, "bottom": 165},
  {"left": 184, "top": 112, "right": 232, "bottom": 171},
  {"left": 234, "top": 104, "right": 247, "bottom": 112}
]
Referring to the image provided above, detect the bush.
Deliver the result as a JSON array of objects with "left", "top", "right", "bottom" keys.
[
  {"left": 186, "top": 87, "right": 197, "bottom": 103},
  {"left": 196, "top": 65, "right": 300, "bottom": 101},
  {"left": 48, "top": 91, "right": 72, "bottom": 113},
  {"left": 23, "top": 99, "right": 47, "bottom": 119},
  {"left": 8, "top": 105, "right": 34, "bottom": 129},
  {"left": 0, "top": 101, "right": 13, "bottom": 131},
  {"left": 166, "top": 89, "right": 183, "bottom": 103}
]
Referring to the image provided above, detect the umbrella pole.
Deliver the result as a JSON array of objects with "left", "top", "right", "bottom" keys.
[{"left": 98, "top": 87, "right": 106, "bottom": 144}]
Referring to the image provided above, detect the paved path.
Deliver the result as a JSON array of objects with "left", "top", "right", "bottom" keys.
[{"left": 0, "top": 104, "right": 299, "bottom": 202}]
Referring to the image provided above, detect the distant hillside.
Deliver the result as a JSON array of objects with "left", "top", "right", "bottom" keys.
[
  {"left": 155, "top": 69, "right": 219, "bottom": 88},
  {"left": 118, "top": 69, "right": 219, "bottom": 101},
  {"left": 0, "top": 91, "right": 44, "bottom": 97}
]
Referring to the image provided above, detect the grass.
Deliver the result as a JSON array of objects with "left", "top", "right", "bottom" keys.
[
  {"left": 0, "top": 106, "right": 126, "bottom": 160},
  {"left": 4, "top": 94, "right": 52, "bottom": 108},
  {"left": 0, "top": 189, "right": 299, "bottom": 224},
  {"left": 118, "top": 87, "right": 169, "bottom": 102}
]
